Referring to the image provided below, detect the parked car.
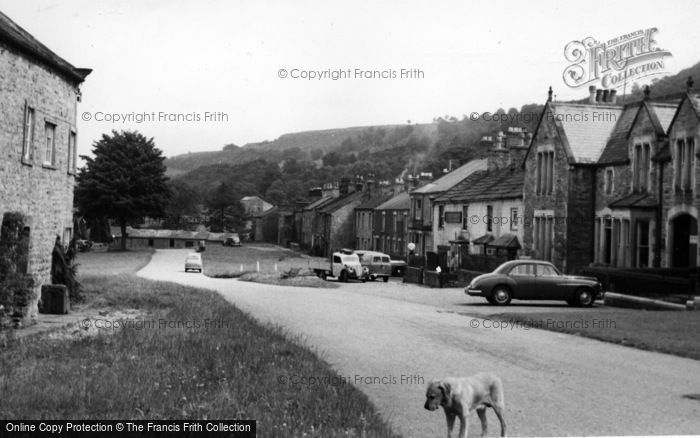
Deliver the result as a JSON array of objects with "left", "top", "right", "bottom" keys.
[
  {"left": 223, "top": 234, "right": 241, "bottom": 247},
  {"left": 354, "top": 250, "right": 392, "bottom": 282},
  {"left": 196, "top": 240, "right": 206, "bottom": 252},
  {"left": 390, "top": 259, "right": 407, "bottom": 276},
  {"left": 185, "top": 252, "right": 203, "bottom": 273},
  {"left": 465, "top": 260, "right": 602, "bottom": 306},
  {"left": 76, "top": 239, "right": 93, "bottom": 252}
]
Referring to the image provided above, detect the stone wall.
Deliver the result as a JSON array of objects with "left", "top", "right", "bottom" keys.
[{"left": 0, "top": 41, "right": 81, "bottom": 323}]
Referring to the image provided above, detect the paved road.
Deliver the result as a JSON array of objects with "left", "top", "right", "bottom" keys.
[{"left": 138, "top": 249, "right": 700, "bottom": 437}]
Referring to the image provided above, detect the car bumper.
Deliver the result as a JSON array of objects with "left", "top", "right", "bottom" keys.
[
  {"left": 185, "top": 264, "right": 202, "bottom": 271},
  {"left": 466, "top": 288, "right": 484, "bottom": 297}
]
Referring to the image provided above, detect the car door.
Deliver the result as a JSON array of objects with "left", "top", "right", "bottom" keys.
[
  {"left": 535, "top": 264, "right": 563, "bottom": 299},
  {"left": 508, "top": 263, "right": 537, "bottom": 298}
]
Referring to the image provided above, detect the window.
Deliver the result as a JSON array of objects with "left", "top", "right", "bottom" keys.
[
  {"left": 538, "top": 265, "right": 558, "bottom": 276},
  {"left": 510, "top": 264, "right": 535, "bottom": 276},
  {"left": 403, "top": 212, "right": 408, "bottom": 232},
  {"left": 381, "top": 212, "right": 386, "bottom": 232},
  {"left": 147, "top": 239, "right": 154, "bottom": 247},
  {"left": 63, "top": 228, "right": 72, "bottom": 246},
  {"left": 462, "top": 205, "right": 469, "bottom": 230},
  {"left": 486, "top": 205, "right": 493, "bottom": 232},
  {"left": 633, "top": 143, "right": 651, "bottom": 192},
  {"left": 510, "top": 208, "right": 518, "bottom": 231},
  {"left": 333, "top": 255, "right": 341, "bottom": 263},
  {"left": 438, "top": 205, "right": 445, "bottom": 228},
  {"left": 22, "top": 106, "right": 35, "bottom": 163},
  {"left": 675, "top": 137, "right": 695, "bottom": 191},
  {"left": 67, "top": 131, "right": 77, "bottom": 174},
  {"left": 536, "top": 150, "right": 554, "bottom": 195},
  {"left": 602, "top": 217, "right": 612, "bottom": 265},
  {"left": 635, "top": 220, "right": 650, "bottom": 268},
  {"left": 43, "top": 122, "right": 56, "bottom": 166},
  {"left": 444, "top": 212, "right": 462, "bottom": 223},
  {"left": 604, "top": 168, "right": 614, "bottom": 195},
  {"left": 534, "top": 215, "right": 554, "bottom": 261},
  {"left": 414, "top": 199, "right": 422, "bottom": 220},
  {"left": 393, "top": 212, "right": 397, "bottom": 233}
]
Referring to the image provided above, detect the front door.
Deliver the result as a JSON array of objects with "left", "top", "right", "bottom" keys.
[{"left": 672, "top": 214, "right": 698, "bottom": 268}]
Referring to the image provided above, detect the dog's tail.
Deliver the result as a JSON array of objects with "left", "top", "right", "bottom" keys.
[{"left": 490, "top": 375, "right": 505, "bottom": 409}]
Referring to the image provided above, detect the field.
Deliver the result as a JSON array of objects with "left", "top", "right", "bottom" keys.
[{"left": 0, "top": 250, "right": 398, "bottom": 437}]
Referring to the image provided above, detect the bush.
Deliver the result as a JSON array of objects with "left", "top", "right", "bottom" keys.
[{"left": 51, "top": 238, "right": 82, "bottom": 303}]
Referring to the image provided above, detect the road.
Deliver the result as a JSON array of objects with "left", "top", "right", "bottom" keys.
[{"left": 138, "top": 249, "right": 700, "bottom": 437}]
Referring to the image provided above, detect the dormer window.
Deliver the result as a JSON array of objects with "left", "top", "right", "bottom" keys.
[{"left": 632, "top": 143, "right": 650, "bottom": 193}]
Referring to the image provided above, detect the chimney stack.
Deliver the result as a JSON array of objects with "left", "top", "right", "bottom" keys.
[
  {"left": 393, "top": 178, "right": 404, "bottom": 196},
  {"left": 610, "top": 89, "right": 617, "bottom": 104},
  {"left": 595, "top": 89, "right": 603, "bottom": 102},
  {"left": 479, "top": 135, "right": 494, "bottom": 149},
  {"left": 602, "top": 89, "right": 610, "bottom": 103},
  {"left": 494, "top": 131, "right": 505, "bottom": 149},
  {"left": 589, "top": 85, "right": 597, "bottom": 104}
]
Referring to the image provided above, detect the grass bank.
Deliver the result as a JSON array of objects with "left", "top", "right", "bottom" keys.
[
  {"left": 0, "top": 274, "right": 399, "bottom": 437},
  {"left": 490, "top": 309, "right": 700, "bottom": 361}
]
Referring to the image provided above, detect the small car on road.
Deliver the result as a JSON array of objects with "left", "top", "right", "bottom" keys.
[
  {"left": 185, "top": 252, "right": 203, "bottom": 273},
  {"left": 465, "top": 260, "right": 602, "bottom": 306},
  {"left": 354, "top": 250, "right": 392, "bottom": 282}
]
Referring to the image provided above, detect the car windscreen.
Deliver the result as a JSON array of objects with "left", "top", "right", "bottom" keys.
[{"left": 342, "top": 256, "right": 359, "bottom": 263}]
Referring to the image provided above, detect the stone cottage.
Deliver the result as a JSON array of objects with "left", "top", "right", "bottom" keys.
[{"left": 0, "top": 11, "right": 90, "bottom": 323}]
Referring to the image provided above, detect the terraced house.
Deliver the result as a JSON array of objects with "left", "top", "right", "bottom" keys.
[{"left": 0, "top": 11, "right": 90, "bottom": 323}]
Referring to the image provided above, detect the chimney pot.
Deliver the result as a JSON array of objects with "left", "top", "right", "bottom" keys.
[
  {"left": 588, "top": 85, "right": 597, "bottom": 104},
  {"left": 610, "top": 89, "right": 617, "bottom": 104},
  {"left": 602, "top": 89, "right": 610, "bottom": 103},
  {"left": 595, "top": 89, "right": 603, "bottom": 102}
]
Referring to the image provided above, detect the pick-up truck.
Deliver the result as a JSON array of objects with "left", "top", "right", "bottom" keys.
[{"left": 312, "top": 250, "right": 365, "bottom": 282}]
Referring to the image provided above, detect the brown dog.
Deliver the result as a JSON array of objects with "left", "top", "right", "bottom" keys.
[{"left": 424, "top": 372, "right": 506, "bottom": 438}]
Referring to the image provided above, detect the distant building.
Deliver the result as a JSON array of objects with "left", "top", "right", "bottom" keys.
[
  {"left": 240, "top": 196, "right": 274, "bottom": 216},
  {"left": 354, "top": 194, "right": 393, "bottom": 252},
  {"left": 111, "top": 227, "right": 237, "bottom": 249},
  {"left": 373, "top": 191, "right": 410, "bottom": 258},
  {"left": 0, "top": 11, "right": 90, "bottom": 323}
]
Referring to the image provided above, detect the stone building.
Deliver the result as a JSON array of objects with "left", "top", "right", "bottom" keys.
[
  {"left": 0, "top": 11, "right": 90, "bottom": 323},
  {"left": 372, "top": 191, "right": 410, "bottom": 258},
  {"left": 522, "top": 87, "right": 621, "bottom": 273},
  {"left": 593, "top": 90, "right": 677, "bottom": 268}
]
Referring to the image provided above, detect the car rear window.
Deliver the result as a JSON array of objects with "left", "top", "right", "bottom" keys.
[{"left": 381, "top": 256, "right": 390, "bottom": 263}]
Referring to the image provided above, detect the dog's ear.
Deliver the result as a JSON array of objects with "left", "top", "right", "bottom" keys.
[{"left": 438, "top": 381, "right": 452, "bottom": 407}]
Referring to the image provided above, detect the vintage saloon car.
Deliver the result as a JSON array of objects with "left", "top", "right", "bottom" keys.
[{"left": 465, "top": 260, "right": 602, "bottom": 306}]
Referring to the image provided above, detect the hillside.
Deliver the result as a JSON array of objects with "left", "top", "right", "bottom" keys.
[{"left": 165, "top": 123, "right": 438, "bottom": 176}]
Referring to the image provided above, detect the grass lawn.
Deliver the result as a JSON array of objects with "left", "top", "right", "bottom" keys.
[
  {"left": 76, "top": 247, "right": 154, "bottom": 276},
  {"left": 201, "top": 244, "right": 338, "bottom": 288},
  {"left": 491, "top": 309, "right": 700, "bottom": 360},
  {"left": 0, "top": 252, "right": 396, "bottom": 437}
]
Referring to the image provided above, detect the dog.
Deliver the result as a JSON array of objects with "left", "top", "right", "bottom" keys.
[{"left": 424, "top": 372, "right": 506, "bottom": 438}]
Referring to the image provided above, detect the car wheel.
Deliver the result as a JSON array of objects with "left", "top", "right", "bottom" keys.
[
  {"left": 320, "top": 272, "right": 327, "bottom": 280},
  {"left": 485, "top": 296, "right": 496, "bottom": 305},
  {"left": 383, "top": 276, "right": 389, "bottom": 283},
  {"left": 574, "top": 288, "right": 594, "bottom": 307},
  {"left": 490, "top": 286, "right": 512, "bottom": 305},
  {"left": 340, "top": 270, "right": 348, "bottom": 282},
  {"left": 566, "top": 298, "right": 576, "bottom": 306}
]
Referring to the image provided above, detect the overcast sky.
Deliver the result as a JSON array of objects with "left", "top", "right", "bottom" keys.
[{"left": 1, "top": 0, "right": 698, "bottom": 158}]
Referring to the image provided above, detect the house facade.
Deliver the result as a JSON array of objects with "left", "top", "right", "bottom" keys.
[
  {"left": 593, "top": 94, "right": 676, "bottom": 268},
  {"left": 0, "top": 11, "right": 90, "bottom": 323},
  {"left": 408, "top": 160, "right": 487, "bottom": 256},
  {"left": 522, "top": 87, "right": 622, "bottom": 273},
  {"left": 659, "top": 92, "right": 700, "bottom": 268},
  {"left": 373, "top": 191, "right": 410, "bottom": 258}
]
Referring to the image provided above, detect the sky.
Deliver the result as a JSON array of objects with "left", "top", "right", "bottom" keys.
[{"left": 1, "top": 0, "right": 698, "bottom": 159}]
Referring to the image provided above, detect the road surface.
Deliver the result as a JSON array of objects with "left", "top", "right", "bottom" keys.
[{"left": 138, "top": 249, "right": 700, "bottom": 437}]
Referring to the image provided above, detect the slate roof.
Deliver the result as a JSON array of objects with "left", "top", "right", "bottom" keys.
[
  {"left": 435, "top": 167, "right": 524, "bottom": 203},
  {"left": 356, "top": 194, "right": 392, "bottom": 210},
  {"left": 318, "top": 191, "right": 365, "bottom": 214},
  {"left": 376, "top": 191, "right": 410, "bottom": 211},
  {"left": 547, "top": 102, "right": 623, "bottom": 164},
  {"left": 472, "top": 234, "right": 494, "bottom": 245},
  {"left": 303, "top": 196, "right": 335, "bottom": 211},
  {"left": 490, "top": 233, "right": 521, "bottom": 249},
  {"left": 0, "top": 11, "right": 90, "bottom": 84},
  {"left": 597, "top": 103, "right": 641, "bottom": 164},
  {"left": 411, "top": 159, "right": 488, "bottom": 195},
  {"left": 608, "top": 193, "right": 658, "bottom": 209}
]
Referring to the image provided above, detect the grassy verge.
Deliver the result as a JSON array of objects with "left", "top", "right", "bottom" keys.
[
  {"left": 490, "top": 309, "right": 700, "bottom": 360},
  {"left": 0, "top": 274, "right": 398, "bottom": 437},
  {"left": 202, "top": 244, "right": 337, "bottom": 288},
  {"left": 76, "top": 247, "right": 154, "bottom": 276}
]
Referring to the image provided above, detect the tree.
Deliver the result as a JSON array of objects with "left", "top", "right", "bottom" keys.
[
  {"left": 164, "top": 180, "right": 200, "bottom": 229},
  {"left": 206, "top": 182, "right": 243, "bottom": 232},
  {"left": 75, "top": 130, "right": 170, "bottom": 250}
]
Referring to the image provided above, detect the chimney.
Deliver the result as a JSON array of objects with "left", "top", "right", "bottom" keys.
[
  {"left": 321, "top": 182, "right": 339, "bottom": 198},
  {"left": 393, "top": 178, "right": 404, "bottom": 196},
  {"left": 479, "top": 135, "right": 494, "bottom": 149},
  {"left": 589, "top": 85, "right": 597, "bottom": 104},
  {"left": 378, "top": 180, "right": 391, "bottom": 197},
  {"left": 406, "top": 175, "right": 418, "bottom": 191},
  {"left": 610, "top": 89, "right": 617, "bottom": 104},
  {"left": 308, "top": 186, "right": 323, "bottom": 199},
  {"left": 506, "top": 127, "right": 525, "bottom": 148},
  {"left": 595, "top": 89, "right": 603, "bottom": 102},
  {"left": 602, "top": 89, "right": 610, "bottom": 103},
  {"left": 339, "top": 177, "right": 351, "bottom": 196},
  {"left": 494, "top": 131, "right": 505, "bottom": 149}
]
